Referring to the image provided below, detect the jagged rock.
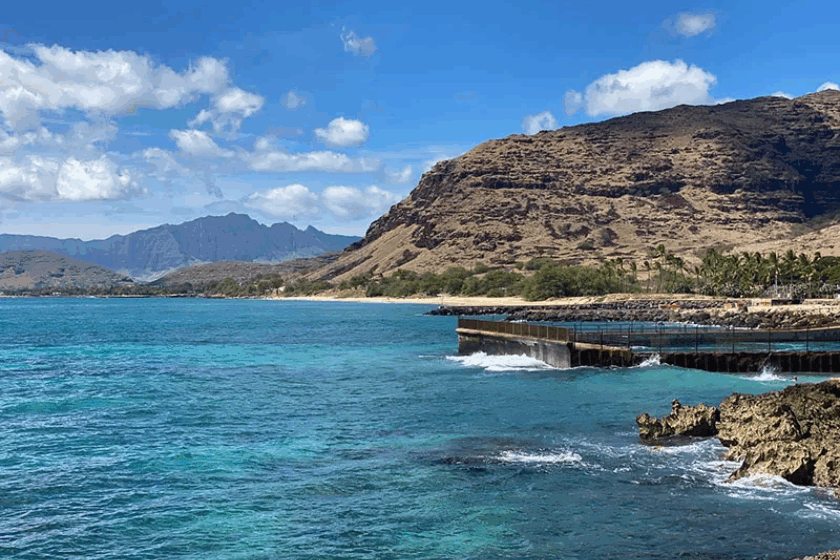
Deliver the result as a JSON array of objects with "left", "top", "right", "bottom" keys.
[
  {"left": 717, "top": 379, "right": 840, "bottom": 486},
  {"left": 636, "top": 399, "right": 720, "bottom": 441},
  {"left": 793, "top": 551, "right": 840, "bottom": 560}
]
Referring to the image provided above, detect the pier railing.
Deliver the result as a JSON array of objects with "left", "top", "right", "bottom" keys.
[{"left": 457, "top": 318, "right": 570, "bottom": 342}]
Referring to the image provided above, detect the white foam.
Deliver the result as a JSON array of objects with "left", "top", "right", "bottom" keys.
[
  {"left": 740, "top": 366, "right": 789, "bottom": 383},
  {"left": 636, "top": 354, "right": 661, "bottom": 367},
  {"left": 797, "top": 501, "right": 840, "bottom": 521},
  {"left": 498, "top": 450, "right": 583, "bottom": 464},
  {"left": 447, "top": 352, "right": 553, "bottom": 372}
]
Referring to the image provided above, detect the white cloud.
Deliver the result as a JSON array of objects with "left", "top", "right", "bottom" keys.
[
  {"left": 340, "top": 30, "right": 377, "bottom": 58},
  {"left": 321, "top": 185, "right": 400, "bottom": 221},
  {"left": 817, "top": 82, "right": 839, "bottom": 92},
  {"left": 522, "top": 110, "right": 558, "bottom": 135},
  {"left": 0, "top": 154, "right": 136, "bottom": 201},
  {"left": 771, "top": 91, "right": 794, "bottom": 99},
  {"left": 169, "top": 129, "right": 233, "bottom": 158},
  {"left": 0, "top": 156, "right": 59, "bottom": 200},
  {"left": 253, "top": 135, "right": 276, "bottom": 152},
  {"left": 314, "top": 117, "right": 370, "bottom": 147},
  {"left": 385, "top": 165, "right": 413, "bottom": 184},
  {"left": 280, "top": 90, "right": 306, "bottom": 110},
  {"left": 188, "top": 87, "right": 264, "bottom": 133},
  {"left": 0, "top": 44, "right": 229, "bottom": 128},
  {"left": 55, "top": 157, "right": 136, "bottom": 201},
  {"left": 246, "top": 149, "right": 380, "bottom": 173},
  {"left": 670, "top": 12, "right": 716, "bottom": 37},
  {"left": 246, "top": 183, "right": 401, "bottom": 221},
  {"left": 246, "top": 184, "right": 320, "bottom": 218},
  {"left": 564, "top": 60, "right": 718, "bottom": 117}
]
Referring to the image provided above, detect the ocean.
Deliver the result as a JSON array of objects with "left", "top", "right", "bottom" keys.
[{"left": 2, "top": 298, "right": 840, "bottom": 559}]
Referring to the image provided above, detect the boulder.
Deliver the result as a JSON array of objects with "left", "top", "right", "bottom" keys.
[
  {"left": 717, "top": 378, "right": 840, "bottom": 486},
  {"left": 636, "top": 399, "right": 720, "bottom": 441}
]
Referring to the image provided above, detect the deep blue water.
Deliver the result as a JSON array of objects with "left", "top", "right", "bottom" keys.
[{"left": 2, "top": 298, "right": 840, "bottom": 559}]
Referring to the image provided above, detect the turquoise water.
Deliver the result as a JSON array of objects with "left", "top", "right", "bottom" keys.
[{"left": 2, "top": 298, "right": 840, "bottom": 559}]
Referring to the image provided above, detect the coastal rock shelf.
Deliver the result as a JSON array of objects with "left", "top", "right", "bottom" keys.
[{"left": 637, "top": 379, "right": 840, "bottom": 488}]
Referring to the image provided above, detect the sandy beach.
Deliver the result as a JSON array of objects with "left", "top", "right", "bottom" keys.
[{"left": 276, "top": 292, "right": 840, "bottom": 315}]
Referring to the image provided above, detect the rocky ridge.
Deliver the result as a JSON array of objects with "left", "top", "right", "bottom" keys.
[{"left": 317, "top": 90, "right": 840, "bottom": 282}]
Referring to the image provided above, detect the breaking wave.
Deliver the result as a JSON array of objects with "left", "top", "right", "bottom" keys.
[
  {"left": 498, "top": 450, "right": 583, "bottom": 464},
  {"left": 447, "top": 352, "right": 553, "bottom": 372}
]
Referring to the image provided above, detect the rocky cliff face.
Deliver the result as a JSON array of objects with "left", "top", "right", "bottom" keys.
[
  {"left": 319, "top": 90, "right": 840, "bottom": 281},
  {"left": 0, "top": 214, "right": 359, "bottom": 281}
]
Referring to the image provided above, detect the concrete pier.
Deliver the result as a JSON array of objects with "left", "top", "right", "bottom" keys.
[{"left": 456, "top": 318, "right": 840, "bottom": 373}]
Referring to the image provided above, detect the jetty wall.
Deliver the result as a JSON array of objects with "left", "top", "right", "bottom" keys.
[{"left": 457, "top": 329, "right": 572, "bottom": 368}]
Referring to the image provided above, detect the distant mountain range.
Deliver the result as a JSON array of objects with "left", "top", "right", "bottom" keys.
[{"left": 0, "top": 214, "right": 360, "bottom": 281}]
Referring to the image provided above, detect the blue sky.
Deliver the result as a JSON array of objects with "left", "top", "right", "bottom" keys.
[{"left": 0, "top": 0, "right": 837, "bottom": 240}]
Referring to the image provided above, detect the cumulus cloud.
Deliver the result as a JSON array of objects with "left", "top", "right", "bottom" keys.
[
  {"left": 0, "top": 155, "right": 136, "bottom": 201},
  {"left": 0, "top": 156, "right": 58, "bottom": 200},
  {"left": 668, "top": 12, "right": 717, "bottom": 37},
  {"left": 246, "top": 149, "right": 380, "bottom": 173},
  {"left": 818, "top": 82, "right": 839, "bottom": 92},
  {"left": 169, "top": 129, "right": 233, "bottom": 158},
  {"left": 280, "top": 90, "right": 306, "bottom": 110},
  {"left": 314, "top": 117, "right": 370, "bottom": 147},
  {"left": 246, "top": 184, "right": 320, "bottom": 218},
  {"left": 564, "top": 60, "right": 718, "bottom": 117},
  {"left": 188, "top": 87, "right": 264, "bottom": 133},
  {"left": 0, "top": 44, "right": 229, "bottom": 128},
  {"left": 55, "top": 157, "right": 136, "bottom": 201},
  {"left": 340, "top": 29, "right": 377, "bottom": 58},
  {"left": 246, "top": 183, "right": 400, "bottom": 221},
  {"left": 522, "top": 110, "right": 558, "bottom": 135},
  {"left": 321, "top": 185, "right": 400, "bottom": 220}
]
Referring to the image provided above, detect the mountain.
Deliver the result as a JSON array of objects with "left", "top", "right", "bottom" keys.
[
  {"left": 0, "top": 251, "right": 134, "bottom": 292},
  {"left": 150, "top": 253, "right": 340, "bottom": 289},
  {"left": 315, "top": 90, "right": 840, "bottom": 282},
  {"left": 0, "top": 214, "right": 360, "bottom": 281}
]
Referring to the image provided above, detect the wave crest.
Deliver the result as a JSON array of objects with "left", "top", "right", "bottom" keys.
[{"left": 447, "top": 352, "right": 553, "bottom": 372}]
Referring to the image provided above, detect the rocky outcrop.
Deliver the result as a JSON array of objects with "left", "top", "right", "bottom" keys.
[
  {"left": 317, "top": 90, "right": 840, "bottom": 282},
  {"left": 718, "top": 378, "right": 840, "bottom": 486},
  {"left": 638, "top": 378, "right": 840, "bottom": 487},
  {"left": 636, "top": 400, "right": 720, "bottom": 441}
]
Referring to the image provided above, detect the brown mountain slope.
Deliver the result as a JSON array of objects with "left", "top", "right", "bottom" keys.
[
  {"left": 317, "top": 90, "right": 840, "bottom": 282},
  {"left": 150, "top": 253, "right": 340, "bottom": 288},
  {"left": 0, "top": 251, "right": 134, "bottom": 291}
]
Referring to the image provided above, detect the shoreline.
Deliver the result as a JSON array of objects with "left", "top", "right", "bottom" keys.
[{"left": 274, "top": 293, "right": 840, "bottom": 329}]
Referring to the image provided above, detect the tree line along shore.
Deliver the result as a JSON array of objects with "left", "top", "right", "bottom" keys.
[{"left": 6, "top": 247, "right": 840, "bottom": 318}]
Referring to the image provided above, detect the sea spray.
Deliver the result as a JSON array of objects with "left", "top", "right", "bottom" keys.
[{"left": 447, "top": 351, "right": 553, "bottom": 371}]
